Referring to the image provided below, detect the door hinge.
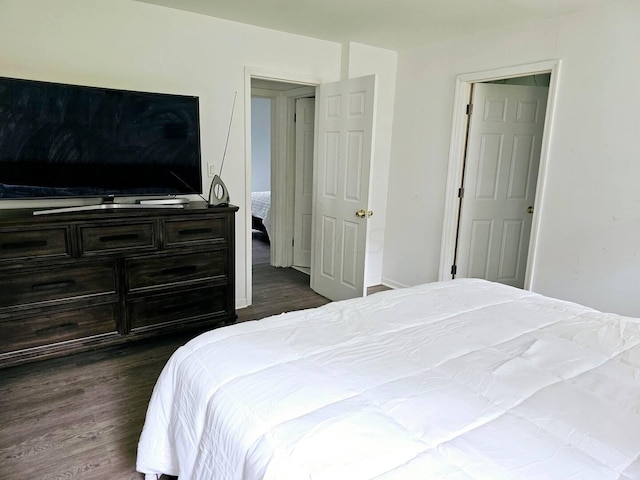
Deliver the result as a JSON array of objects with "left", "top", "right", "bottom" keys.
[
  {"left": 457, "top": 187, "right": 464, "bottom": 198},
  {"left": 451, "top": 265, "right": 457, "bottom": 275},
  {"left": 466, "top": 103, "right": 473, "bottom": 115},
  {"left": 293, "top": 113, "right": 297, "bottom": 122},
  {"left": 292, "top": 238, "right": 295, "bottom": 247}
]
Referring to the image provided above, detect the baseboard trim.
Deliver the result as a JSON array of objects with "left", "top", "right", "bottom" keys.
[{"left": 380, "top": 278, "right": 409, "bottom": 290}]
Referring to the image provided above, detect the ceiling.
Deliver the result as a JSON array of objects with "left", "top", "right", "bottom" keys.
[{"left": 135, "top": 0, "right": 617, "bottom": 50}]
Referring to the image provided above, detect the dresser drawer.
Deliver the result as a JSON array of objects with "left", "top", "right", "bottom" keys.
[
  {"left": 80, "top": 222, "right": 156, "bottom": 255},
  {"left": 0, "top": 228, "right": 70, "bottom": 261},
  {"left": 0, "top": 264, "right": 116, "bottom": 308},
  {"left": 126, "top": 250, "right": 226, "bottom": 292},
  {"left": 164, "top": 217, "right": 227, "bottom": 246},
  {"left": 0, "top": 304, "right": 118, "bottom": 353},
  {"left": 0, "top": 205, "right": 237, "bottom": 368},
  {"left": 128, "top": 286, "right": 227, "bottom": 330}
]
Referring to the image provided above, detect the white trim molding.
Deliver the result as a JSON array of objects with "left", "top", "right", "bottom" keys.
[
  {"left": 243, "top": 67, "right": 322, "bottom": 306},
  {"left": 438, "top": 60, "right": 562, "bottom": 290}
]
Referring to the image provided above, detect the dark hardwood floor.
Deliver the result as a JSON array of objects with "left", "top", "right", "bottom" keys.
[{"left": 0, "top": 233, "right": 387, "bottom": 479}]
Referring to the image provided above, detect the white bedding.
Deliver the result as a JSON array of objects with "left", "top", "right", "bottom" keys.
[
  {"left": 137, "top": 279, "right": 640, "bottom": 480},
  {"left": 251, "top": 190, "right": 271, "bottom": 239},
  {"left": 251, "top": 190, "right": 271, "bottom": 221}
]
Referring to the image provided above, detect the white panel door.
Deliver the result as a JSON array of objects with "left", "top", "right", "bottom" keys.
[
  {"left": 456, "top": 83, "right": 548, "bottom": 288},
  {"left": 311, "top": 75, "right": 376, "bottom": 301},
  {"left": 293, "top": 97, "right": 315, "bottom": 269}
]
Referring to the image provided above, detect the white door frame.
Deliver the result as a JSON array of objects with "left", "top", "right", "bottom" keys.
[
  {"left": 250, "top": 86, "right": 313, "bottom": 268},
  {"left": 438, "top": 60, "right": 562, "bottom": 289},
  {"left": 244, "top": 67, "right": 322, "bottom": 306},
  {"left": 293, "top": 96, "right": 316, "bottom": 272},
  {"left": 280, "top": 86, "right": 316, "bottom": 267}
]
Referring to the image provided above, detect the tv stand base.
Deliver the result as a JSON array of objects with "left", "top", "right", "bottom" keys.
[
  {"left": 137, "top": 198, "right": 191, "bottom": 205},
  {"left": 33, "top": 203, "right": 184, "bottom": 216}
]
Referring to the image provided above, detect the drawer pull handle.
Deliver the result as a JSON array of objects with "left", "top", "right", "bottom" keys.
[
  {"left": 159, "top": 265, "right": 199, "bottom": 276},
  {"left": 178, "top": 228, "right": 212, "bottom": 237},
  {"left": 1, "top": 240, "right": 48, "bottom": 250},
  {"left": 99, "top": 234, "right": 139, "bottom": 242},
  {"left": 36, "top": 322, "right": 78, "bottom": 336},
  {"left": 32, "top": 280, "right": 76, "bottom": 292}
]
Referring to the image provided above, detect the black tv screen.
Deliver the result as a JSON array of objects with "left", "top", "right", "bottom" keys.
[{"left": 0, "top": 76, "right": 202, "bottom": 199}]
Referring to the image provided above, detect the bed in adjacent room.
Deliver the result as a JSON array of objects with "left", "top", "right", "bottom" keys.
[
  {"left": 137, "top": 278, "right": 640, "bottom": 480},
  {"left": 251, "top": 190, "right": 271, "bottom": 239}
]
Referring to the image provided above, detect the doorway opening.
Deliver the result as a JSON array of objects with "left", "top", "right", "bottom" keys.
[
  {"left": 250, "top": 94, "right": 272, "bottom": 265},
  {"left": 249, "top": 77, "right": 316, "bottom": 304},
  {"left": 245, "top": 70, "right": 379, "bottom": 305},
  {"left": 439, "top": 60, "right": 561, "bottom": 289}
]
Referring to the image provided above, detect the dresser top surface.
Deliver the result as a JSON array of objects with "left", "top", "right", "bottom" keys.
[{"left": 0, "top": 202, "right": 238, "bottom": 226}]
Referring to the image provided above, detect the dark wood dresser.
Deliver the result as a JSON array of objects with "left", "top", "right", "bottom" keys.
[{"left": 0, "top": 203, "right": 238, "bottom": 368}]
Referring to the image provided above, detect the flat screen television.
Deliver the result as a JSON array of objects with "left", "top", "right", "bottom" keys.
[{"left": 0, "top": 76, "right": 202, "bottom": 201}]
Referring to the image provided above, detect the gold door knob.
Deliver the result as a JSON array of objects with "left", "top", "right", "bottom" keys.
[{"left": 356, "top": 209, "right": 374, "bottom": 218}]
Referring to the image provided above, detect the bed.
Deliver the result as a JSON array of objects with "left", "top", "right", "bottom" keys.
[
  {"left": 137, "top": 278, "right": 640, "bottom": 479},
  {"left": 251, "top": 191, "right": 271, "bottom": 239}
]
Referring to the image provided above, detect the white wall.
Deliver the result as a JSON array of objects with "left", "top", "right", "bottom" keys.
[
  {"left": 346, "top": 42, "right": 398, "bottom": 288},
  {"left": 250, "top": 97, "right": 271, "bottom": 192},
  {"left": 383, "top": 0, "right": 640, "bottom": 315},
  {"left": 0, "top": 0, "right": 342, "bottom": 308}
]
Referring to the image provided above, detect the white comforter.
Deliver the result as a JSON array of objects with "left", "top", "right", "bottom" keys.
[
  {"left": 137, "top": 279, "right": 640, "bottom": 480},
  {"left": 251, "top": 191, "right": 271, "bottom": 221},
  {"left": 251, "top": 191, "right": 271, "bottom": 239}
]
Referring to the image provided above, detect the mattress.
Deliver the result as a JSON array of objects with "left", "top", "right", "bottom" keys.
[{"left": 137, "top": 279, "right": 640, "bottom": 479}]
